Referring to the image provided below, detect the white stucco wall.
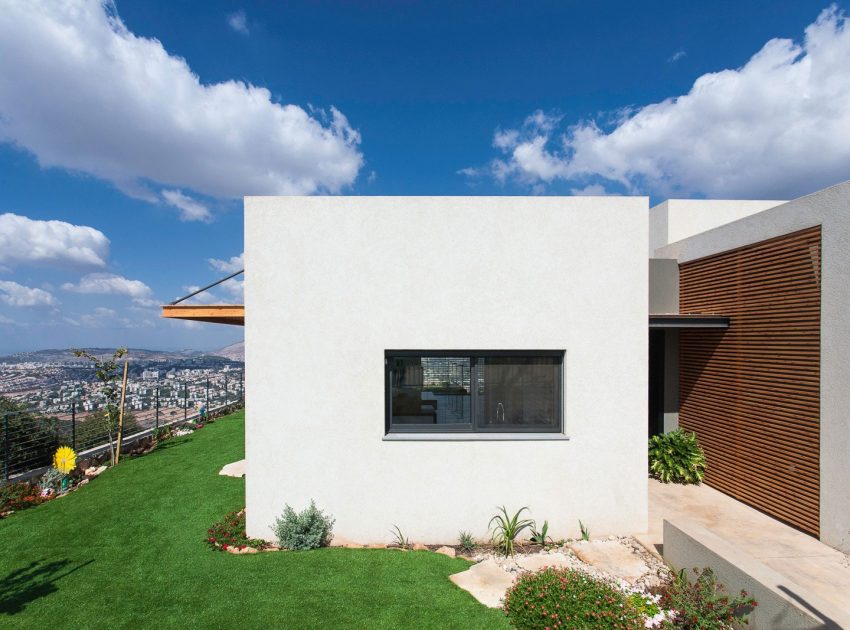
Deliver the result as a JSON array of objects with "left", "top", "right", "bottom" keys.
[
  {"left": 656, "top": 180, "right": 850, "bottom": 553},
  {"left": 245, "top": 195, "right": 649, "bottom": 544},
  {"left": 650, "top": 199, "right": 785, "bottom": 256}
]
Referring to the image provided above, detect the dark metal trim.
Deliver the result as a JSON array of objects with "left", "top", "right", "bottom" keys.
[
  {"left": 649, "top": 315, "right": 730, "bottom": 329},
  {"left": 169, "top": 269, "right": 244, "bottom": 305}
]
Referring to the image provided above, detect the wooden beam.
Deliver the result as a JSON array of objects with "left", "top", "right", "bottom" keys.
[{"left": 161, "top": 304, "right": 244, "bottom": 326}]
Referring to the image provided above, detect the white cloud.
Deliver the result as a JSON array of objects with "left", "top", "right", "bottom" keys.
[
  {"left": 0, "top": 0, "right": 363, "bottom": 210},
  {"left": 668, "top": 50, "right": 686, "bottom": 63},
  {"left": 464, "top": 6, "right": 850, "bottom": 199},
  {"left": 162, "top": 190, "right": 212, "bottom": 222},
  {"left": 0, "top": 314, "right": 16, "bottom": 324},
  {"left": 570, "top": 184, "right": 608, "bottom": 196},
  {"left": 208, "top": 253, "right": 244, "bottom": 274},
  {"left": 180, "top": 285, "right": 219, "bottom": 305},
  {"left": 0, "top": 280, "right": 57, "bottom": 306},
  {"left": 227, "top": 10, "right": 249, "bottom": 35},
  {"left": 62, "top": 272, "right": 155, "bottom": 306},
  {"left": 0, "top": 213, "right": 109, "bottom": 268}
]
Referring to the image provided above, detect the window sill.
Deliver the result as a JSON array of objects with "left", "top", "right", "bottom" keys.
[{"left": 382, "top": 433, "right": 570, "bottom": 442}]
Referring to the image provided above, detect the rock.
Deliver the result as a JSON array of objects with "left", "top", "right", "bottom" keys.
[
  {"left": 412, "top": 543, "right": 428, "bottom": 551},
  {"left": 367, "top": 543, "right": 387, "bottom": 549},
  {"left": 568, "top": 539, "right": 653, "bottom": 584},
  {"left": 86, "top": 465, "right": 108, "bottom": 478},
  {"left": 515, "top": 552, "right": 573, "bottom": 572},
  {"left": 219, "top": 459, "right": 246, "bottom": 478},
  {"left": 449, "top": 559, "right": 515, "bottom": 608},
  {"left": 435, "top": 546, "right": 456, "bottom": 558},
  {"left": 78, "top": 479, "right": 90, "bottom": 486}
]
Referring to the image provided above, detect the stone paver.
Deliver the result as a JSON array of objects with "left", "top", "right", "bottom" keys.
[
  {"left": 643, "top": 479, "right": 850, "bottom": 615},
  {"left": 514, "top": 552, "right": 573, "bottom": 572},
  {"left": 450, "top": 558, "right": 515, "bottom": 608},
  {"left": 218, "top": 459, "right": 246, "bottom": 477},
  {"left": 568, "top": 540, "right": 652, "bottom": 584}
]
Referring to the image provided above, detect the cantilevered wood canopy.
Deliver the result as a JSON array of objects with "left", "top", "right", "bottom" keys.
[
  {"left": 160, "top": 269, "right": 245, "bottom": 326},
  {"left": 161, "top": 304, "right": 244, "bottom": 326}
]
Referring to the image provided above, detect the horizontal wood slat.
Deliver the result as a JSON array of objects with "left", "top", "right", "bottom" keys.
[{"left": 679, "top": 226, "right": 821, "bottom": 537}]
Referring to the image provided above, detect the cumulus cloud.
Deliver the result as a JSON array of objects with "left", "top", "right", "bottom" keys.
[
  {"left": 161, "top": 190, "right": 212, "bottom": 222},
  {"left": 0, "top": 0, "right": 363, "bottom": 209},
  {"left": 62, "top": 272, "right": 156, "bottom": 306},
  {"left": 227, "top": 10, "right": 249, "bottom": 35},
  {"left": 208, "top": 253, "right": 244, "bottom": 274},
  {"left": 0, "top": 213, "right": 109, "bottom": 268},
  {"left": 463, "top": 6, "right": 850, "bottom": 199},
  {"left": 0, "top": 280, "right": 58, "bottom": 306}
]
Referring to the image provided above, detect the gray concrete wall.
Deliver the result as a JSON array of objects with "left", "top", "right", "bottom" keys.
[
  {"left": 663, "top": 519, "right": 849, "bottom": 629},
  {"left": 662, "top": 330, "right": 679, "bottom": 433},
  {"left": 648, "top": 259, "right": 678, "bottom": 314},
  {"left": 657, "top": 180, "right": 850, "bottom": 553}
]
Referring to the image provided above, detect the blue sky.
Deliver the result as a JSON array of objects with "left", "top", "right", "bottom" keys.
[{"left": 1, "top": 1, "right": 849, "bottom": 353}]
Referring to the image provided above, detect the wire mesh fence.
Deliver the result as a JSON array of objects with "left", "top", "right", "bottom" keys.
[{"left": 1, "top": 375, "right": 244, "bottom": 482}]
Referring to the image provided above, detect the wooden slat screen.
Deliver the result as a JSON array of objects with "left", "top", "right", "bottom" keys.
[{"left": 679, "top": 226, "right": 821, "bottom": 537}]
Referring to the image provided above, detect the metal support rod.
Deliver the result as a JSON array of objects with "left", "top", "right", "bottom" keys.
[
  {"left": 155, "top": 387, "right": 160, "bottom": 430},
  {"left": 3, "top": 413, "right": 8, "bottom": 481},
  {"left": 206, "top": 379, "right": 210, "bottom": 410},
  {"left": 169, "top": 269, "right": 244, "bottom": 305},
  {"left": 224, "top": 374, "right": 228, "bottom": 406},
  {"left": 240, "top": 370, "right": 244, "bottom": 402},
  {"left": 183, "top": 382, "right": 188, "bottom": 421},
  {"left": 72, "top": 402, "right": 76, "bottom": 452}
]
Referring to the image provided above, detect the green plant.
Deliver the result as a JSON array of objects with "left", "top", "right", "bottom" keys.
[
  {"left": 503, "top": 566, "right": 646, "bottom": 629},
  {"left": 489, "top": 506, "right": 533, "bottom": 556},
  {"left": 649, "top": 430, "right": 707, "bottom": 484},
  {"left": 274, "top": 500, "right": 335, "bottom": 550},
  {"left": 39, "top": 467, "right": 65, "bottom": 493},
  {"left": 206, "top": 509, "right": 267, "bottom": 552},
  {"left": 72, "top": 347, "right": 128, "bottom": 465},
  {"left": 0, "top": 480, "right": 46, "bottom": 514},
  {"left": 391, "top": 524, "right": 411, "bottom": 549},
  {"left": 458, "top": 530, "right": 475, "bottom": 554},
  {"left": 660, "top": 567, "right": 756, "bottom": 628},
  {"left": 0, "top": 397, "right": 60, "bottom": 474},
  {"left": 529, "top": 520, "right": 550, "bottom": 545},
  {"left": 579, "top": 519, "right": 590, "bottom": 541}
]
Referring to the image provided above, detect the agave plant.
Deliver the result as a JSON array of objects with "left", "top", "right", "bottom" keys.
[
  {"left": 529, "top": 520, "right": 551, "bottom": 546},
  {"left": 648, "top": 429, "right": 707, "bottom": 484},
  {"left": 489, "top": 506, "right": 534, "bottom": 556}
]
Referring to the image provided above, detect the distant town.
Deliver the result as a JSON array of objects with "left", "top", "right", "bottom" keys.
[{"left": 0, "top": 343, "right": 244, "bottom": 424}]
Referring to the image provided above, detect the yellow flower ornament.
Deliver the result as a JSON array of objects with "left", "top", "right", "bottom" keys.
[{"left": 53, "top": 446, "right": 77, "bottom": 475}]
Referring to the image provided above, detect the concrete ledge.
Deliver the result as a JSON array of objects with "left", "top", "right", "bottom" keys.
[
  {"left": 663, "top": 519, "right": 850, "bottom": 630},
  {"left": 382, "top": 433, "right": 570, "bottom": 441}
]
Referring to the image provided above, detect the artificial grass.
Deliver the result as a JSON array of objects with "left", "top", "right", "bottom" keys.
[{"left": 0, "top": 412, "right": 508, "bottom": 629}]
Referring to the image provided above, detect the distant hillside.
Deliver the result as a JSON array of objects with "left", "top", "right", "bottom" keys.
[
  {"left": 0, "top": 347, "right": 222, "bottom": 364},
  {"left": 211, "top": 341, "right": 244, "bottom": 362}
]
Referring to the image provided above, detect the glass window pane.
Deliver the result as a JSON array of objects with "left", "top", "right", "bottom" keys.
[
  {"left": 390, "top": 357, "right": 471, "bottom": 426},
  {"left": 474, "top": 356, "right": 560, "bottom": 430}
]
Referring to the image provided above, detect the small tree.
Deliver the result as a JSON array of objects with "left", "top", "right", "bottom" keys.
[{"left": 72, "top": 347, "right": 127, "bottom": 466}]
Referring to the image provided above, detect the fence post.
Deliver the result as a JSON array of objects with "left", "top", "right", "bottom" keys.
[
  {"left": 155, "top": 387, "right": 160, "bottom": 430},
  {"left": 240, "top": 370, "right": 244, "bottom": 402},
  {"left": 71, "top": 402, "right": 76, "bottom": 452},
  {"left": 224, "top": 374, "right": 228, "bottom": 407},
  {"left": 183, "top": 382, "right": 188, "bottom": 421},
  {"left": 3, "top": 413, "right": 9, "bottom": 482},
  {"left": 206, "top": 378, "right": 210, "bottom": 410}
]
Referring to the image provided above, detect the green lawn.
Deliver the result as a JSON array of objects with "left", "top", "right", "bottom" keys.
[{"left": 0, "top": 411, "right": 507, "bottom": 629}]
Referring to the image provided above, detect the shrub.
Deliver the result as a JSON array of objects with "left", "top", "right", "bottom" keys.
[
  {"left": 648, "top": 430, "right": 707, "bottom": 484},
  {"left": 0, "top": 481, "right": 46, "bottom": 514},
  {"left": 489, "top": 506, "right": 533, "bottom": 556},
  {"left": 530, "top": 520, "right": 550, "bottom": 545},
  {"left": 579, "top": 519, "right": 591, "bottom": 541},
  {"left": 660, "top": 567, "right": 755, "bottom": 629},
  {"left": 458, "top": 530, "right": 476, "bottom": 554},
  {"left": 274, "top": 500, "right": 334, "bottom": 550},
  {"left": 503, "top": 566, "right": 646, "bottom": 629},
  {"left": 38, "top": 467, "right": 65, "bottom": 493},
  {"left": 206, "top": 510, "right": 267, "bottom": 552},
  {"left": 390, "top": 524, "right": 411, "bottom": 550}
]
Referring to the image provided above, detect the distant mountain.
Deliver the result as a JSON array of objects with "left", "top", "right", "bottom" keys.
[
  {"left": 211, "top": 341, "right": 244, "bottom": 362},
  {"left": 0, "top": 347, "right": 240, "bottom": 364}
]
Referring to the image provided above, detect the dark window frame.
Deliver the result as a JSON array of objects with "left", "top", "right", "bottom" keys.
[{"left": 384, "top": 350, "right": 565, "bottom": 434}]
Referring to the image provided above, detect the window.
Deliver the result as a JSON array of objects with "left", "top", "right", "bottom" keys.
[{"left": 385, "top": 351, "right": 564, "bottom": 433}]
